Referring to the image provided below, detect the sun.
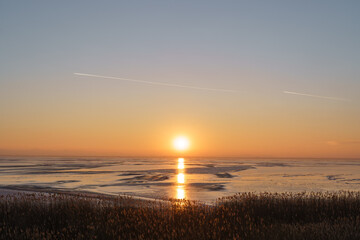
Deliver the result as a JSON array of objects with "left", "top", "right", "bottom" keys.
[{"left": 173, "top": 136, "right": 190, "bottom": 151}]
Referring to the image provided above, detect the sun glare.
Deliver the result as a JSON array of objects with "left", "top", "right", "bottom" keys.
[
  {"left": 177, "top": 173, "right": 185, "bottom": 184},
  {"left": 173, "top": 136, "right": 190, "bottom": 151}
]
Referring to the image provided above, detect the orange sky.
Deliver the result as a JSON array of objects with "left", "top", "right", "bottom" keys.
[{"left": 0, "top": 82, "right": 359, "bottom": 158}]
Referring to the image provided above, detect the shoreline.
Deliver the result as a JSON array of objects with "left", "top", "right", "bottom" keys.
[{"left": 0, "top": 187, "right": 205, "bottom": 207}]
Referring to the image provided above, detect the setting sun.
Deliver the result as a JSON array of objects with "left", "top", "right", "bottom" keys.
[{"left": 173, "top": 136, "right": 190, "bottom": 151}]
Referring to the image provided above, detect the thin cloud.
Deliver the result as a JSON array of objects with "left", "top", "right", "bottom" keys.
[
  {"left": 284, "top": 91, "right": 351, "bottom": 102},
  {"left": 74, "top": 73, "right": 238, "bottom": 93},
  {"left": 326, "top": 140, "right": 360, "bottom": 146}
]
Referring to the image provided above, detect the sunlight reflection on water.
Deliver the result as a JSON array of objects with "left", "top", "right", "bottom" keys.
[
  {"left": 176, "top": 158, "right": 186, "bottom": 199},
  {"left": 177, "top": 173, "right": 185, "bottom": 184},
  {"left": 178, "top": 162, "right": 184, "bottom": 170}
]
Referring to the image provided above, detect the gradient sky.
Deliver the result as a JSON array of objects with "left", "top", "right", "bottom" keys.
[{"left": 1, "top": 1, "right": 360, "bottom": 158}]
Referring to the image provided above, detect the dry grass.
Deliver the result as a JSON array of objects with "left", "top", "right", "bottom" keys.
[{"left": 1, "top": 191, "right": 360, "bottom": 239}]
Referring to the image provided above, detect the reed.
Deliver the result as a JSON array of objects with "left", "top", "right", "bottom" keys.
[{"left": 1, "top": 191, "right": 359, "bottom": 239}]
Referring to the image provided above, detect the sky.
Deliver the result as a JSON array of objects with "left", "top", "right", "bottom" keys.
[{"left": 1, "top": 1, "right": 360, "bottom": 158}]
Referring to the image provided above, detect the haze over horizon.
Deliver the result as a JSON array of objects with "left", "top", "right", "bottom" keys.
[{"left": 1, "top": 1, "right": 360, "bottom": 158}]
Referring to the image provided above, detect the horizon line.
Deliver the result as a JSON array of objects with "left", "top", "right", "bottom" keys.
[{"left": 1, "top": 153, "right": 359, "bottom": 160}]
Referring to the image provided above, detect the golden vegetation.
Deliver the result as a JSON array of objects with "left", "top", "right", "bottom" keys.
[{"left": 1, "top": 192, "right": 360, "bottom": 239}]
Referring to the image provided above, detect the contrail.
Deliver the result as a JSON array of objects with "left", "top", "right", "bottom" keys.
[
  {"left": 283, "top": 91, "right": 351, "bottom": 102},
  {"left": 74, "top": 73, "right": 238, "bottom": 93}
]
